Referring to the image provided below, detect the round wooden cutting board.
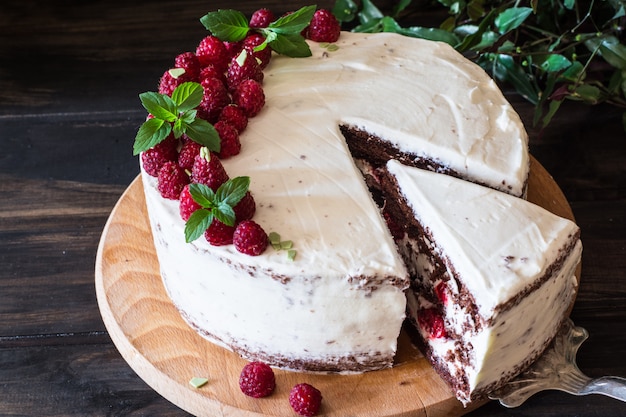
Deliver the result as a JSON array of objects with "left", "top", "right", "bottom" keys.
[{"left": 95, "top": 156, "right": 577, "bottom": 417}]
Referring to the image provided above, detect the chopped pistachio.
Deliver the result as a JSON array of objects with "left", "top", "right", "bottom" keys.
[
  {"left": 287, "top": 249, "right": 297, "bottom": 261},
  {"left": 189, "top": 377, "right": 209, "bottom": 389}
]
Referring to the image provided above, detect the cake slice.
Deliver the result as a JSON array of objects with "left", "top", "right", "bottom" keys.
[{"left": 382, "top": 160, "right": 582, "bottom": 405}]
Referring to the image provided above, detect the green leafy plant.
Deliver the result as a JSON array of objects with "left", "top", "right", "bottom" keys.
[
  {"left": 201, "top": 5, "right": 317, "bottom": 57},
  {"left": 333, "top": 0, "right": 626, "bottom": 131},
  {"left": 133, "top": 81, "right": 220, "bottom": 155}
]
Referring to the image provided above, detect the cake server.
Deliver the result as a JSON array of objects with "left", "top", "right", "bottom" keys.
[{"left": 489, "top": 318, "right": 626, "bottom": 407}]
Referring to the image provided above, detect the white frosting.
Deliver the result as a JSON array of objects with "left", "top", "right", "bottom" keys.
[
  {"left": 141, "top": 32, "right": 533, "bottom": 373},
  {"left": 389, "top": 161, "right": 581, "bottom": 403}
]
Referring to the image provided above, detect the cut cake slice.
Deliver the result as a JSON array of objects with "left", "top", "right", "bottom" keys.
[{"left": 382, "top": 159, "right": 582, "bottom": 405}]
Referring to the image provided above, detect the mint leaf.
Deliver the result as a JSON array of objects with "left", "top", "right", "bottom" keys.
[
  {"left": 186, "top": 118, "right": 221, "bottom": 152},
  {"left": 269, "top": 5, "right": 316, "bottom": 34},
  {"left": 269, "top": 33, "right": 312, "bottom": 57},
  {"left": 216, "top": 176, "right": 250, "bottom": 207},
  {"left": 189, "top": 183, "right": 216, "bottom": 207},
  {"left": 213, "top": 203, "right": 236, "bottom": 226},
  {"left": 140, "top": 92, "right": 178, "bottom": 122},
  {"left": 200, "top": 9, "right": 250, "bottom": 42},
  {"left": 179, "top": 109, "right": 197, "bottom": 125},
  {"left": 133, "top": 118, "right": 172, "bottom": 155},
  {"left": 495, "top": 7, "right": 533, "bottom": 35},
  {"left": 172, "top": 82, "right": 204, "bottom": 112},
  {"left": 185, "top": 209, "right": 214, "bottom": 243}
]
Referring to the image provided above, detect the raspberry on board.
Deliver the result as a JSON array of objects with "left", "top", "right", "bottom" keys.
[
  {"left": 198, "top": 77, "right": 231, "bottom": 122},
  {"left": 174, "top": 52, "right": 201, "bottom": 80},
  {"left": 141, "top": 134, "right": 178, "bottom": 177},
  {"left": 233, "top": 79, "right": 265, "bottom": 118},
  {"left": 218, "top": 105, "right": 248, "bottom": 133},
  {"left": 214, "top": 121, "right": 241, "bottom": 159},
  {"left": 204, "top": 219, "right": 236, "bottom": 246},
  {"left": 158, "top": 68, "right": 192, "bottom": 96},
  {"left": 249, "top": 8, "right": 275, "bottom": 29},
  {"left": 289, "top": 383, "right": 323, "bottom": 416},
  {"left": 226, "top": 50, "right": 264, "bottom": 91},
  {"left": 233, "top": 192, "right": 256, "bottom": 222},
  {"left": 196, "top": 35, "right": 230, "bottom": 70},
  {"left": 238, "top": 361, "right": 276, "bottom": 398},
  {"left": 177, "top": 139, "right": 202, "bottom": 171},
  {"left": 233, "top": 220, "right": 268, "bottom": 256},
  {"left": 191, "top": 148, "right": 229, "bottom": 191}
]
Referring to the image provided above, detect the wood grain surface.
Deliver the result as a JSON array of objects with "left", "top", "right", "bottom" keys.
[{"left": 94, "top": 157, "right": 573, "bottom": 417}]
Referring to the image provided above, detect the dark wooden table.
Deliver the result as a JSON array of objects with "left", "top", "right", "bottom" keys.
[{"left": 1, "top": 1, "right": 624, "bottom": 415}]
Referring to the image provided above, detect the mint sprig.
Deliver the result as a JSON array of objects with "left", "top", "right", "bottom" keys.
[
  {"left": 184, "top": 176, "right": 250, "bottom": 243},
  {"left": 200, "top": 5, "right": 317, "bottom": 58},
  {"left": 133, "top": 81, "right": 220, "bottom": 155}
]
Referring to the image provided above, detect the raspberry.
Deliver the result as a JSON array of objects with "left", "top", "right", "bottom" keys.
[
  {"left": 249, "top": 8, "right": 275, "bottom": 29},
  {"left": 218, "top": 105, "right": 248, "bottom": 133},
  {"left": 141, "top": 134, "right": 179, "bottom": 177},
  {"left": 434, "top": 281, "right": 448, "bottom": 304},
  {"left": 238, "top": 361, "right": 276, "bottom": 398},
  {"left": 198, "top": 64, "right": 226, "bottom": 84},
  {"left": 234, "top": 192, "right": 256, "bottom": 222},
  {"left": 233, "top": 79, "right": 265, "bottom": 117},
  {"left": 306, "top": 9, "right": 341, "bottom": 43},
  {"left": 191, "top": 148, "right": 229, "bottom": 191},
  {"left": 177, "top": 138, "right": 202, "bottom": 171},
  {"left": 417, "top": 307, "right": 447, "bottom": 339},
  {"left": 157, "top": 161, "right": 189, "bottom": 200},
  {"left": 174, "top": 52, "right": 201, "bottom": 80},
  {"left": 243, "top": 32, "right": 272, "bottom": 69},
  {"left": 179, "top": 184, "right": 201, "bottom": 221},
  {"left": 197, "top": 77, "right": 231, "bottom": 122},
  {"left": 204, "top": 219, "right": 236, "bottom": 246},
  {"left": 233, "top": 220, "right": 268, "bottom": 256},
  {"left": 223, "top": 40, "right": 244, "bottom": 60},
  {"left": 214, "top": 120, "right": 241, "bottom": 159},
  {"left": 226, "top": 50, "right": 264, "bottom": 90},
  {"left": 158, "top": 68, "right": 192, "bottom": 96},
  {"left": 289, "top": 383, "right": 322, "bottom": 416},
  {"left": 196, "top": 35, "right": 230, "bottom": 70}
]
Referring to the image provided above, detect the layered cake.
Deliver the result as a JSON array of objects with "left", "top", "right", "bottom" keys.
[
  {"left": 136, "top": 9, "right": 580, "bottom": 404},
  {"left": 381, "top": 160, "right": 582, "bottom": 404}
]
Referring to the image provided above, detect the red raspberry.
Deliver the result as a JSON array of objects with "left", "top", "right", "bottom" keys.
[
  {"left": 158, "top": 68, "right": 192, "bottom": 96},
  {"left": 243, "top": 32, "right": 272, "bottom": 69},
  {"left": 157, "top": 161, "right": 189, "bottom": 200},
  {"left": 239, "top": 361, "right": 276, "bottom": 398},
  {"left": 218, "top": 105, "right": 248, "bottom": 133},
  {"left": 289, "top": 383, "right": 322, "bottom": 416},
  {"left": 179, "top": 184, "right": 201, "bottom": 221},
  {"left": 196, "top": 35, "right": 230, "bottom": 70},
  {"left": 249, "top": 8, "right": 275, "bottom": 29},
  {"left": 434, "top": 281, "right": 448, "bottom": 304},
  {"left": 197, "top": 77, "right": 231, "bottom": 122},
  {"left": 223, "top": 40, "right": 244, "bottom": 60},
  {"left": 226, "top": 50, "right": 264, "bottom": 90},
  {"left": 198, "top": 64, "right": 226, "bottom": 84},
  {"left": 233, "top": 79, "right": 265, "bottom": 117},
  {"left": 214, "top": 121, "right": 241, "bottom": 159},
  {"left": 174, "top": 52, "right": 201, "bottom": 80},
  {"left": 204, "top": 219, "right": 236, "bottom": 246},
  {"left": 191, "top": 148, "right": 229, "bottom": 191},
  {"left": 177, "top": 138, "right": 202, "bottom": 171},
  {"left": 233, "top": 220, "right": 268, "bottom": 256},
  {"left": 306, "top": 9, "right": 341, "bottom": 43},
  {"left": 234, "top": 192, "right": 256, "bottom": 222},
  {"left": 141, "top": 134, "right": 179, "bottom": 177},
  {"left": 417, "top": 307, "right": 447, "bottom": 339}
]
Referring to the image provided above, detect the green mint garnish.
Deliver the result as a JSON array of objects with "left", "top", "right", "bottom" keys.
[
  {"left": 184, "top": 176, "right": 250, "bottom": 243},
  {"left": 133, "top": 82, "right": 220, "bottom": 155},
  {"left": 200, "top": 5, "right": 317, "bottom": 58}
]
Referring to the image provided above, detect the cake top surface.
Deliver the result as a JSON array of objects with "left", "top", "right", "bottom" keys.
[
  {"left": 211, "top": 32, "right": 529, "bottom": 279},
  {"left": 387, "top": 159, "right": 580, "bottom": 316}
]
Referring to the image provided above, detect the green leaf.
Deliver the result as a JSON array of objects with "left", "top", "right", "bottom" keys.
[
  {"left": 597, "top": 37, "right": 626, "bottom": 70},
  {"left": 489, "top": 53, "right": 540, "bottom": 104},
  {"left": 172, "top": 82, "right": 204, "bottom": 112},
  {"left": 269, "top": 33, "right": 312, "bottom": 57},
  {"left": 179, "top": 109, "right": 197, "bottom": 125},
  {"left": 200, "top": 9, "right": 250, "bottom": 42},
  {"left": 186, "top": 119, "right": 221, "bottom": 152},
  {"left": 185, "top": 209, "right": 214, "bottom": 243},
  {"left": 189, "top": 183, "right": 216, "bottom": 208},
  {"left": 213, "top": 203, "right": 236, "bottom": 226},
  {"left": 495, "top": 7, "right": 533, "bottom": 34},
  {"left": 558, "top": 61, "right": 585, "bottom": 82},
  {"left": 571, "top": 84, "right": 602, "bottom": 104},
  {"left": 564, "top": 0, "right": 575, "bottom": 10},
  {"left": 359, "top": 0, "right": 384, "bottom": 25},
  {"left": 269, "top": 5, "right": 316, "bottom": 34},
  {"left": 216, "top": 176, "right": 250, "bottom": 207},
  {"left": 541, "top": 98, "right": 564, "bottom": 128},
  {"left": 332, "top": 0, "right": 359, "bottom": 23},
  {"left": 139, "top": 92, "right": 177, "bottom": 122},
  {"left": 391, "top": 0, "right": 413, "bottom": 17},
  {"left": 537, "top": 54, "right": 572, "bottom": 73},
  {"left": 382, "top": 17, "right": 459, "bottom": 46},
  {"left": 133, "top": 118, "right": 172, "bottom": 155},
  {"left": 456, "top": 8, "right": 496, "bottom": 52}
]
